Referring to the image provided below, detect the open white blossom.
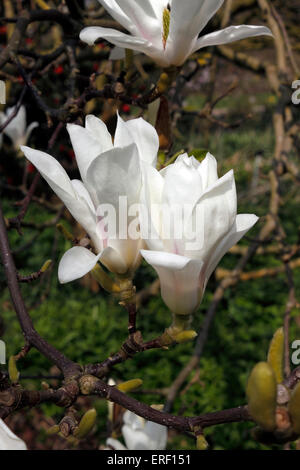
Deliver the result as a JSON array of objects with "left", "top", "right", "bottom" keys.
[
  {"left": 0, "top": 105, "right": 38, "bottom": 151},
  {"left": 140, "top": 152, "right": 258, "bottom": 315},
  {"left": 21, "top": 114, "right": 159, "bottom": 282},
  {"left": 80, "top": 0, "right": 272, "bottom": 67},
  {"left": 0, "top": 419, "right": 27, "bottom": 450},
  {"left": 107, "top": 410, "right": 167, "bottom": 450}
]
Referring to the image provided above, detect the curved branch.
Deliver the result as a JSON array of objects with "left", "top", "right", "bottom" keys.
[{"left": 0, "top": 201, "right": 81, "bottom": 378}]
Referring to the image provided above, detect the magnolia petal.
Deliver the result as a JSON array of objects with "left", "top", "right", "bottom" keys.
[
  {"left": 204, "top": 213, "right": 259, "bottom": 284},
  {"left": 170, "top": 0, "right": 224, "bottom": 40},
  {"left": 0, "top": 419, "right": 27, "bottom": 450},
  {"left": 3, "top": 105, "right": 26, "bottom": 142},
  {"left": 66, "top": 123, "right": 103, "bottom": 182},
  {"left": 122, "top": 424, "right": 166, "bottom": 450},
  {"left": 106, "top": 238, "right": 143, "bottom": 274},
  {"left": 25, "top": 121, "right": 39, "bottom": 141},
  {"left": 58, "top": 246, "right": 102, "bottom": 284},
  {"left": 113, "top": 113, "right": 135, "bottom": 149},
  {"left": 193, "top": 25, "right": 273, "bottom": 52},
  {"left": 141, "top": 250, "right": 204, "bottom": 315},
  {"left": 114, "top": 0, "right": 162, "bottom": 47},
  {"left": 86, "top": 142, "right": 141, "bottom": 209},
  {"left": 20, "top": 146, "right": 101, "bottom": 252},
  {"left": 85, "top": 114, "right": 113, "bottom": 152},
  {"left": 20, "top": 146, "right": 75, "bottom": 198},
  {"left": 161, "top": 155, "right": 203, "bottom": 250},
  {"left": 144, "top": 421, "right": 168, "bottom": 451},
  {"left": 115, "top": 115, "right": 158, "bottom": 167},
  {"left": 140, "top": 163, "right": 164, "bottom": 251},
  {"left": 168, "top": 0, "right": 224, "bottom": 64},
  {"left": 197, "top": 152, "right": 218, "bottom": 190},
  {"left": 122, "top": 425, "right": 150, "bottom": 450},
  {"left": 106, "top": 438, "right": 127, "bottom": 450},
  {"left": 184, "top": 169, "right": 237, "bottom": 260},
  {"left": 71, "top": 180, "right": 95, "bottom": 213},
  {"left": 100, "top": 245, "right": 128, "bottom": 274},
  {"left": 79, "top": 26, "right": 151, "bottom": 55},
  {"left": 162, "top": 153, "right": 203, "bottom": 208},
  {"left": 122, "top": 411, "right": 167, "bottom": 450},
  {"left": 123, "top": 410, "right": 145, "bottom": 430},
  {"left": 97, "top": 0, "right": 137, "bottom": 34}
]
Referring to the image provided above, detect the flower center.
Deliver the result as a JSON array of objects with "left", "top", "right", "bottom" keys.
[{"left": 162, "top": 4, "right": 171, "bottom": 50}]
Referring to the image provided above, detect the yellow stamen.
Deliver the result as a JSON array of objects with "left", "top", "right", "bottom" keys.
[{"left": 162, "top": 7, "right": 170, "bottom": 49}]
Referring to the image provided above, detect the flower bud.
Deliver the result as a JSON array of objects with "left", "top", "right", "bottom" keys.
[
  {"left": 74, "top": 409, "right": 97, "bottom": 439},
  {"left": 47, "top": 425, "right": 60, "bottom": 435},
  {"left": 196, "top": 434, "right": 209, "bottom": 450},
  {"left": 8, "top": 356, "right": 19, "bottom": 383},
  {"left": 116, "top": 379, "right": 143, "bottom": 393},
  {"left": 246, "top": 362, "right": 277, "bottom": 431},
  {"left": 56, "top": 223, "right": 74, "bottom": 241},
  {"left": 174, "top": 330, "right": 197, "bottom": 344},
  {"left": 91, "top": 264, "right": 121, "bottom": 294},
  {"left": 150, "top": 404, "right": 164, "bottom": 411},
  {"left": 40, "top": 259, "right": 52, "bottom": 273},
  {"left": 267, "top": 327, "right": 284, "bottom": 383}
]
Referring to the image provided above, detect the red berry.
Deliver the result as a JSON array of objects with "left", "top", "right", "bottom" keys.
[
  {"left": 122, "top": 104, "right": 130, "bottom": 113},
  {"left": 68, "top": 149, "right": 75, "bottom": 160},
  {"left": 27, "top": 163, "right": 35, "bottom": 174},
  {"left": 54, "top": 65, "right": 64, "bottom": 75}
]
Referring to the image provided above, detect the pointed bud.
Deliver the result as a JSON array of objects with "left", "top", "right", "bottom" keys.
[
  {"left": 267, "top": 327, "right": 284, "bottom": 383},
  {"left": 246, "top": 362, "right": 277, "bottom": 431},
  {"left": 73, "top": 409, "right": 97, "bottom": 439},
  {"left": 174, "top": 330, "right": 197, "bottom": 344},
  {"left": 56, "top": 223, "right": 74, "bottom": 241},
  {"left": 157, "top": 73, "right": 170, "bottom": 94},
  {"left": 288, "top": 382, "right": 300, "bottom": 435},
  {"left": 196, "top": 434, "right": 208, "bottom": 450},
  {"left": 91, "top": 264, "right": 121, "bottom": 293},
  {"left": 8, "top": 356, "right": 19, "bottom": 383},
  {"left": 150, "top": 404, "right": 164, "bottom": 411},
  {"left": 47, "top": 425, "right": 60, "bottom": 435},
  {"left": 116, "top": 379, "right": 143, "bottom": 393},
  {"left": 40, "top": 259, "right": 52, "bottom": 273}
]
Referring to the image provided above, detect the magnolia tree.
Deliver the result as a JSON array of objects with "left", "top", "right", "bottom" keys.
[{"left": 0, "top": 0, "right": 299, "bottom": 451}]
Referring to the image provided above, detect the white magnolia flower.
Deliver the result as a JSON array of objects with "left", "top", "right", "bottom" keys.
[
  {"left": 107, "top": 410, "right": 167, "bottom": 450},
  {"left": 0, "top": 419, "right": 27, "bottom": 450},
  {"left": 80, "top": 0, "right": 272, "bottom": 68},
  {"left": 21, "top": 114, "right": 159, "bottom": 282},
  {"left": 0, "top": 105, "right": 38, "bottom": 151},
  {"left": 140, "top": 153, "right": 258, "bottom": 315}
]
